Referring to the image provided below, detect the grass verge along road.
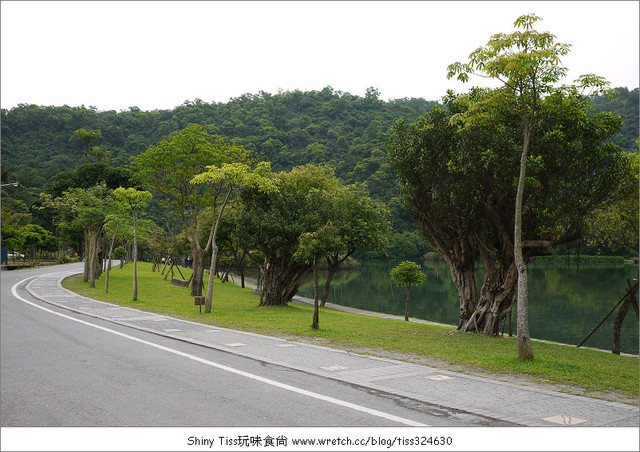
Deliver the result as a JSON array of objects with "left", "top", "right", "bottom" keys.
[{"left": 64, "top": 262, "right": 639, "bottom": 405}]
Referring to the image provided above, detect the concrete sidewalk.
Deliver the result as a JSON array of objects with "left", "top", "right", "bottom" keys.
[{"left": 22, "top": 270, "right": 639, "bottom": 428}]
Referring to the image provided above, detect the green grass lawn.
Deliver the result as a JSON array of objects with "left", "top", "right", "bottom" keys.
[{"left": 64, "top": 262, "right": 639, "bottom": 403}]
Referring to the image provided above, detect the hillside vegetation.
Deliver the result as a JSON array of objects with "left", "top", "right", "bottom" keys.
[
  {"left": 1, "top": 86, "right": 638, "bottom": 259},
  {"left": 2, "top": 86, "right": 637, "bottom": 199}
]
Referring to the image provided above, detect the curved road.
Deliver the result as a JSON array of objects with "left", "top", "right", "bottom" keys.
[{"left": 1, "top": 264, "right": 481, "bottom": 428}]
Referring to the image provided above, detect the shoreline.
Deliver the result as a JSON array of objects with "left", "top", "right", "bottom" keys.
[{"left": 230, "top": 273, "right": 640, "bottom": 359}]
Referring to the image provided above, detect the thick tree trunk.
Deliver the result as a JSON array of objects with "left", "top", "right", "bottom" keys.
[
  {"left": 88, "top": 227, "right": 101, "bottom": 288},
  {"left": 444, "top": 259, "right": 478, "bottom": 329},
  {"left": 190, "top": 248, "right": 206, "bottom": 297},
  {"left": 259, "top": 258, "right": 310, "bottom": 306},
  {"left": 460, "top": 261, "right": 518, "bottom": 334}
]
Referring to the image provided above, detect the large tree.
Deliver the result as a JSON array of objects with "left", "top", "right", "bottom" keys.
[
  {"left": 238, "top": 164, "right": 391, "bottom": 307},
  {"left": 237, "top": 165, "right": 340, "bottom": 306},
  {"left": 388, "top": 88, "right": 629, "bottom": 342},
  {"left": 447, "top": 13, "right": 617, "bottom": 360},
  {"left": 42, "top": 182, "right": 118, "bottom": 287},
  {"left": 294, "top": 222, "right": 343, "bottom": 329},
  {"left": 310, "top": 183, "right": 390, "bottom": 307},
  {"left": 130, "top": 124, "right": 251, "bottom": 297}
]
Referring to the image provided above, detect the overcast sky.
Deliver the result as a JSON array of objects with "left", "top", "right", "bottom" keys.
[{"left": 1, "top": 1, "right": 638, "bottom": 112}]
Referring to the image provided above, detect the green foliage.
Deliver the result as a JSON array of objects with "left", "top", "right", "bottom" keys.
[
  {"left": 388, "top": 85, "right": 630, "bottom": 335},
  {"left": 1, "top": 89, "right": 437, "bottom": 200},
  {"left": 113, "top": 246, "right": 127, "bottom": 260},
  {"left": 113, "top": 186, "right": 152, "bottom": 210},
  {"left": 20, "top": 223, "right": 57, "bottom": 254},
  {"left": 390, "top": 260, "right": 426, "bottom": 288},
  {"left": 72, "top": 128, "right": 103, "bottom": 163},
  {"left": 44, "top": 162, "right": 132, "bottom": 198},
  {"left": 588, "top": 87, "right": 639, "bottom": 153},
  {"left": 1, "top": 84, "right": 636, "bottom": 259},
  {"left": 294, "top": 222, "right": 344, "bottom": 265},
  {"left": 584, "top": 152, "right": 639, "bottom": 253}
]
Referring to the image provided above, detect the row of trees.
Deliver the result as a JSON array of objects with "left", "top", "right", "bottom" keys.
[{"left": 129, "top": 124, "right": 390, "bottom": 318}]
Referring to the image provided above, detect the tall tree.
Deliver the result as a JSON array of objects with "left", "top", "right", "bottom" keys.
[
  {"left": 310, "top": 183, "right": 391, "bottom": 307},
  {"left": 42, "top": 183, "right": 117, "bottom": 287},
  {"left": 191, "top": 161, "right": 278, "bottom": 313},
  {"left": 113, "top": 187, "right": 153, "bottom": 301},
  {"left": 130, "top": 124, "right": 251, "bottom": 297},
  {"left": 388, "top": 88, "right": 628, "bottom": 340},
  {"left": 72, "top": 128, "right": 103, "bottom": 163},
  {"left": 294, "top": 222, "right": 343, "bottom": 329},
  {"left": 237, "top": 165, "right": 340, "bottom": 306},
  {"left": 447, "top": 14, "right": 614, "bottom": 360}
]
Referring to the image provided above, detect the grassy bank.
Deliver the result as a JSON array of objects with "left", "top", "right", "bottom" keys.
[{"left": 64, "top": 262, "right": 639, "bottom": 403}]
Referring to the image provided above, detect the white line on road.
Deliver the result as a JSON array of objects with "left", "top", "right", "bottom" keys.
[{"left": 12, "top": 276, "right": 428, "bottom": 427}]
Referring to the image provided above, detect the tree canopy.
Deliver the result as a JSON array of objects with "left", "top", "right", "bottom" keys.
[{"left": 388, "top": 86, "right": 630, "bottom": 337}]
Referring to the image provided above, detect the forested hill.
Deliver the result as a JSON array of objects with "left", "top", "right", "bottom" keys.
[
  {"left": 1, "top": 87, "right": 436, "bottom": 200},
  {"left": 589, "top": 87, "right": 639, "bottom": 152},
  {"left": 1, "top": 85, "right": 637, "bottom": 200}
]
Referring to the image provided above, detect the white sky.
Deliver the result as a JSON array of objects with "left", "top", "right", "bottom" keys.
[{"left": 1, "top": 1, "right": 638, "bottom": 112}]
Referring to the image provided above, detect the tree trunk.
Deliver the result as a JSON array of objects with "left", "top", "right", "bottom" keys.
[
  {"left": 204, "top": 243, "right": 218, "bottom": 313},
  {"left": 320, "top": 250, "right": 354, "bottom": 308},
  {"left": 311, "top": 259, "right": 319, "bottom": 330},
  {"left": 105, "top": 233, "right": 116, "bottom": 293},
  {"left": 459, "top": 247, "right": 519, "bottom": 334},
  {"left": 320, "top": 264, "right": 337, "bottom": 308},
  {"left": 190, "top": 248, "right": 205, "bottom": 297},
  {"left": 132, "top": 208, "right": 138, "bottom": 301},
  {"left": 445, "top": 259, "right": 478, "bottom": 329},
  {"left": 515, "top": 123, "right": 534, "bottom": 360},
  {"left": 404, "top": 284, "right": 412, "bottom": 321},
  {"left": 259, "top": 258, "right": 310, "bottom": 306},
  {"left": 204, "top": 189, "right": 231, "bottom": 313},
  {"left": 612, "top": 297, "right": 632, "bottom": 355},
  {"left": 88, "top": 227, "right": 101, "bottom": 288},
  {"left": 83, "top": 228, "right": 90, "bottom": 282}
]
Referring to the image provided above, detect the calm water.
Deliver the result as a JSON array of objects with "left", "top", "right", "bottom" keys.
[{"left": 298, "top": 260, "right": 640, "bottom": 355}]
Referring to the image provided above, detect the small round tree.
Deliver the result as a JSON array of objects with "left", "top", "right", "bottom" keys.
[
  {"left": 113, "top": 246, "right": 127, "bottom": 268},
  {"left": 390, "top": 261, "right": 426, "bottom": 321}
]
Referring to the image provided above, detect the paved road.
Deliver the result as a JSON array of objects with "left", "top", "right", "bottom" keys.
[{"left": 2, "top": 264, "right": 512, "bottom": 428}]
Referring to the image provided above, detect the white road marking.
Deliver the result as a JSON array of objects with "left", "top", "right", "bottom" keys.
[{"left": 12, "top": 276, "right": 428, "bottom": 427}]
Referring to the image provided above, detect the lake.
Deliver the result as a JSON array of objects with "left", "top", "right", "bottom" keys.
[{"left": 298, "top": 259, "right": 639, "bottom": 355}]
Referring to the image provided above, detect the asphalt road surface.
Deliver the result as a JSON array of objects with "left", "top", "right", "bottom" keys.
[{"left": 1, "top": 264, "right": 503, "bottom": 428}]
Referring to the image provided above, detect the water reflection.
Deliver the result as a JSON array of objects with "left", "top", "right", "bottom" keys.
[{"left": 299, "top": 260, "right": 639, "bottom": 354}]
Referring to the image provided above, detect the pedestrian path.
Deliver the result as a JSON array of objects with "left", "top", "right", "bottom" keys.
[{"left": 22, "top": 270, "right": 639, "bottom": 427}]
